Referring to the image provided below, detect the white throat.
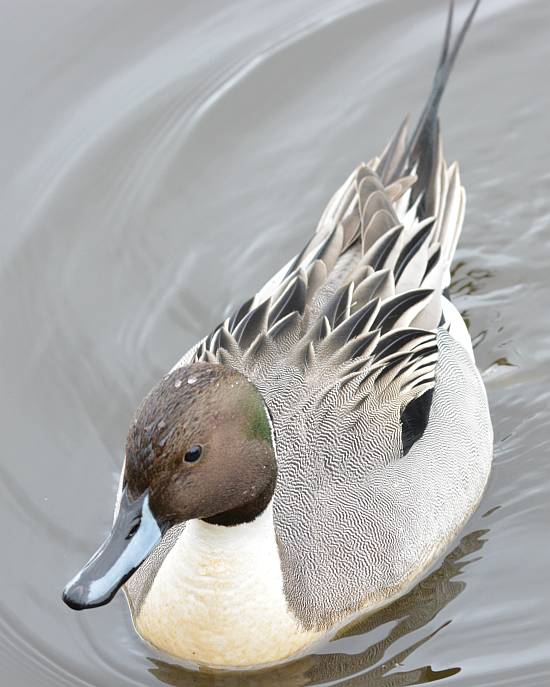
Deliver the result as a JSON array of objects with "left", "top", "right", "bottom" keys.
[{"left": 134, "top": 502, "right": 321, "bottom": 668}]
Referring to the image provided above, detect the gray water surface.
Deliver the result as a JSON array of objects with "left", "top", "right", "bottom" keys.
[{"left": 1, "top": 1, "right": 549, "bottom": 685}]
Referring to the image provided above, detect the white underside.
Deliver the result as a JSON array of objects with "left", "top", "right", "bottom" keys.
[{"left": 135, "top": 502, "right": 322, "bottom": 668}]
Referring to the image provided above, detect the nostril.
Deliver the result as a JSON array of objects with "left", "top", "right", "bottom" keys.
[{"left": 126, "top": 521, "right": 140, "bottom": 539}]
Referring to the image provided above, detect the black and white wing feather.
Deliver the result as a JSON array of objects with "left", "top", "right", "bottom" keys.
[{"left": 177, "top": 1, "right": 479, "bottom": 469}]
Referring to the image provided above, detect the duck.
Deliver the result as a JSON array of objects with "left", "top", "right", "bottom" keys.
[{"left": 62, "top": 0, "right": 492, "bottom": 671}]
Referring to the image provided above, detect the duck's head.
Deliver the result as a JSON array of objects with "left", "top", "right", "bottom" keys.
[{"left": 62, "top": 362, "right": 276, "bottom": 610}]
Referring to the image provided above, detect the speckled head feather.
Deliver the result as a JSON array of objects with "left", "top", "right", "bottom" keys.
[{"left": 124, "top": 363, "right": 277, "bottom": 527}]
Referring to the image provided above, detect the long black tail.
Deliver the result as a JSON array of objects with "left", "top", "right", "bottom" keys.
[{"left": 378, "top": 0, "right": 481, "bottom": 212}]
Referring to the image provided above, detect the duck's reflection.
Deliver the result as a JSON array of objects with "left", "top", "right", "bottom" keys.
[{"left": 146, "top": 527, "right": 488, "bottom": 687}]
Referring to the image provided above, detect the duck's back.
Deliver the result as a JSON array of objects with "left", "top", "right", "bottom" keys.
[{"left": 202, "top": 142, "right": 492, "bottom": 627}]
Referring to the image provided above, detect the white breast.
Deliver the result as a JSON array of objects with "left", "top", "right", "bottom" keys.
[{"left": 134, "top": 503, "right": 322, "bottom": 669}]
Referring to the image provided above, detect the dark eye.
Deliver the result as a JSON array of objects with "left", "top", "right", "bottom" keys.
[{"left": 184, "top": 444, "right": 203, "bottom": 463}]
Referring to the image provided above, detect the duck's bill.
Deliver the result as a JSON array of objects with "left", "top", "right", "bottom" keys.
[{"left": 62, "top": 488, "right": 162, "bottom": 610}]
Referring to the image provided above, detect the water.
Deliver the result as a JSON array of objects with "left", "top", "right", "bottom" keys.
[{"left": 1, "top": 0, "right": 548, "bottom": 685}]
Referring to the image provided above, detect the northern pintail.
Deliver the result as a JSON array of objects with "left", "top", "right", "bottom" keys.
[{"left": 63, "top": 0, "right": 492, "bottom": 670}]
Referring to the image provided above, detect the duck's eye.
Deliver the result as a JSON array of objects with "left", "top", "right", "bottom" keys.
[{"left": 184, "top": 444, "right": 203, "bottom": 463}]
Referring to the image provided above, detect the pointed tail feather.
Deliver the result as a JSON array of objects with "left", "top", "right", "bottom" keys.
[{"left": 380, "top": 0, "right": 481, "bottom": 209}]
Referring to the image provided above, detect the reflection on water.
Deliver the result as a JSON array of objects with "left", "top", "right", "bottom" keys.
[
  {"left": 450, "top": 261, "right": 494, "bottom": 297},
  {"left": 1, "top": 0, "right": 550, "bottom": 685},
  {"left": 149, "top": 529, "right": 487, "bottom": 687}
]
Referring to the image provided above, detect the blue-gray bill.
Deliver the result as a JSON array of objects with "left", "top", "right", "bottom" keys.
[{"left": 62, "top": 488, "right": 161, "bottom": 610}]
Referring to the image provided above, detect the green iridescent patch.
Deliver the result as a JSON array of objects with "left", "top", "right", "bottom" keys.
[{"left": 246, "top": 396, "right": 272, "bottom": 444}]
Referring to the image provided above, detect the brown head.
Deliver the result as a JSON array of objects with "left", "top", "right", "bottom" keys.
[{"left": 62, "top": 363, "right": 277, "bottom": 610}]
